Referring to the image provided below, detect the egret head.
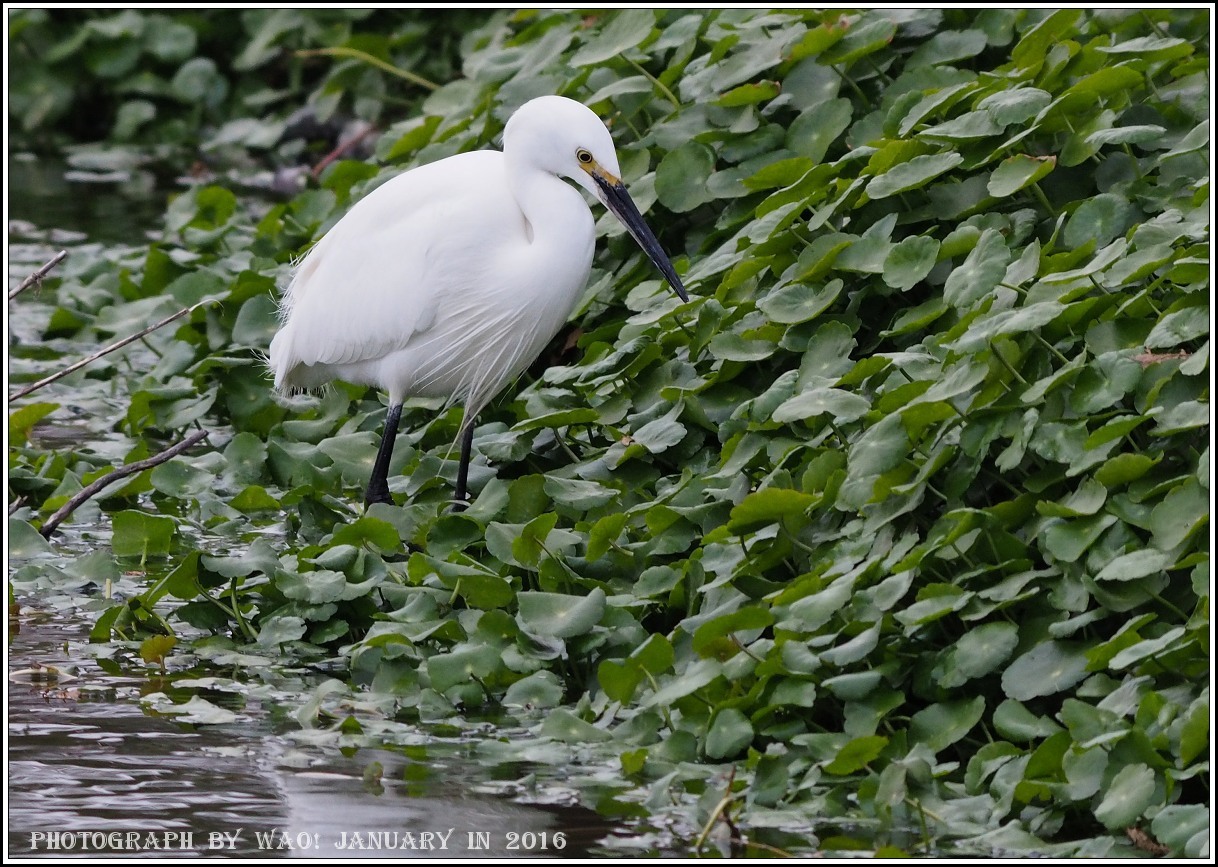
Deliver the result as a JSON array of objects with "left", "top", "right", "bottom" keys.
[{"left": 505, "top": 96, "right": 688, "bottom": 302}]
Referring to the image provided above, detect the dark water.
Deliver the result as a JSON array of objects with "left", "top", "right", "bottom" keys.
[
  {"left": 8, "top": 612, "right": 613, "bottom": 859},
  {"left": 8, "top": 154, "right": 169, "bottom": 246}
]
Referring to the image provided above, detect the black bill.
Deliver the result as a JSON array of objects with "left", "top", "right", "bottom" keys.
[{"left": 592, "top": 173, "right": 689, "bottom": 302}]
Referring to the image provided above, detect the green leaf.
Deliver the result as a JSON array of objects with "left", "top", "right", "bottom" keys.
[
  {"left": 1149, "top": 480, "right": 1207, "bottom": 550},
  {"left": 1145, "top": 307, "right": 1208, "bottom": 349},
  {"left": 1064, "top": 193, "right": 1135, "bottom": 249},
  {"left": 937, "top": 622, "right": 1019, "bottom": 688},
  {"left": 1095, "top": 549, "right": 1173, "bottom": 582},
  {"left": 9, "top": 519, "right": 54, "bottom": 559},
  {"left": 979, "top": 87, "right": 1052, "bottom": 125},
  {"left": 773, "top": 387, "right": 870, "bottom": 424},
  {"left": 705, "top": 708, "right": 753, "bottom": 759},
  {"left": 727, "top": 488, "right": 816, "bottom": 533},
  {"left": 909, "top": 697, "right": 986, "bottom": 753},
  {"left": 759, "top": 279, "right": 842, "bottom": 325},
  {"left": 655, "top": 141, "right": 716, "bottom": 212},
  {"left": 943, "top": 228, "right": 1010, "bottom": 308},
  {"left": 692, "top": 606, "right": 773, "bottom": 656},
  {"left": 9, "top": 402, "right": 58, "bottom": 445},
  {"left": 988, "top": 154, "right": 1055, "bottom": 197},
  {"left": 1152, "top": 805, "right": 1209, "bottom": 856},
  {"left": 570, "top": 9, "right": 656, "bottom": 65},
  {"left": 111, "top": 511, "right": 176, "bottom": 559},
  {"left": 787, "top": 98, "right": 852, "bottom": 163},
  {"left": 150, "top": 459, "right": 213, "bottom": 498},
  {"left": 543, "top": 476, "right": 617, "bottom": 509},
  {"left": 1094, "top": 763, "right": 1156, "bottom": 830},
  {"left": 1096, "top": 35, "right": 1193, "bottom": 62},
  {"left": 1002, "top": 640, "right": 1088, "bottom": 700},
  {"left": 882, "top": 235, "right": 940, "bottom": 290},
  {"left": 824, "top": 735, "right": 887, "bottom": 774},
  {"left": 427, "top": 644, "right": 498, "bottom": 693},
  {"left": 453, "top": 572, "right": 515, "bottom": 610},
  {"left": 599, "top": 659, "right": 644, "bottom": 703},
  {"left": 994, "top": 699, "right": 1063, "bottom": 742},
  {"left": 865, "top": 153, "right": 963, "bottom": 199},
  {"left": 503, "top": 671, "right": 564, "bottom": 708},
  {"left": 631, "top": 403, "right": 686, "bottom": 453},
  {"left": 330, "top": 516, "right": 400, "bottom": 551},
  {"left": 1042, "top": 514, "right": 1117, "bottom": 563},
  {"left": 717, "top": 81, "right": 780, "bottom": 107},
  {"left": 517, "top": 588, "right": 606, "bottom": 639},
  {"left": 586, "top": 512, "right": 628, "bottom": 560}
]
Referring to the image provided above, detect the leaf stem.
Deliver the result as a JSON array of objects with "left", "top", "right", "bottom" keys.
[
  {"left": 1029, "top": 182, "right": 1057, "bottom": 218},
  {"left": 624, "top": 57, "right": 681, "bottom": 110},
  {"left": 295, "top": 47, "right": 439, "bottom": 91}
]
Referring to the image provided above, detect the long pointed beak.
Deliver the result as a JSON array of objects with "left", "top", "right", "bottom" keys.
[{"left": 591, "top": 172, "right": 688, "bottom": 302}]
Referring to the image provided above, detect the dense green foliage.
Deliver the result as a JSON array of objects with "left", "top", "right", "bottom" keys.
[{"left": 9, "top": 8, "right": 1210, "bottom": 857}]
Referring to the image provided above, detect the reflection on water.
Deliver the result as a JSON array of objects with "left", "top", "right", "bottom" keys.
[
  {"left": 7, "top": 155, "right": 168, "bottom": 246},
  {"left": 8, "top": 612, "right": 615, "bottom": 859}
]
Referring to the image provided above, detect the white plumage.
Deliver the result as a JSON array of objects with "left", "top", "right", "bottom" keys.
[{"left": 269, "top": 95, "right": 687, "bottom": 508}]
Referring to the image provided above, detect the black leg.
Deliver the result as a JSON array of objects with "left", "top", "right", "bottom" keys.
[
  {"left": 452, "top": 420, "right": 475, "bottom": 512},
  {"left": 365, "top": 403, "right": 403, "bottom": 507}
]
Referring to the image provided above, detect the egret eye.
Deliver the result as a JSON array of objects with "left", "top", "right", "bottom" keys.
[{"left": 576, "top": 148, "right": 593, "bottom": 165}]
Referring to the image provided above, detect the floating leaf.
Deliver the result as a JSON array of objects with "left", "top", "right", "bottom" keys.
[{"left": 111, "top": 511, "right": 176, "bottom": 559}]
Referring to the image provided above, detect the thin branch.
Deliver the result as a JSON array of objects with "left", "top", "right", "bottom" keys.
[
  {"left": 311, "top": 124, "right": 379, "bottom": 180},
  {"left": 10, "top": 302, "right": 208, "bottom": 401},
  {"left": 10, "top": 250, "right": 68, "bottom": 300},
  {"left": 39, "top": 429, "right": 210, "bottom": 539}
]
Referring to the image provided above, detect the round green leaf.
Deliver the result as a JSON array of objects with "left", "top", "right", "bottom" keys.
[
  {"left": 111, "top": 510, "right": 177, "bottom": 558},
  {"left": 988, "top": 154, "right": 1056, "bottom": 197},
  {"left": 727, "top": 488, "right": 817, "bottom": 533},
  {"left": 937, "top": 622, "right": 1019, "bottom": 688},
  {"left": 543, "top": 475, "right": 617, "bottom": 509},
  {"left": 909, "top": 696, "right": 986, "bottom": 753},
  {"left": 882, "top": 235, "right": 940, "bottom": 290},
  {"left": 503, "top": 671, "right": 564, "bottom": 709},
  {"left": 517, "top": 588, "right": 606, "bottom": 639},
  {"left": 655, "top": 141, "right": 716, "bottom": 212},
  {"left": 824, "top": 734, "right": 888, "bottom": 775},
  {"left": 1064, "top": 193, "right": 1136, "bottom": 249},
  {"left": 705, "top": 708, "right": 754, "bottom": 759},
  {"left": 1094, "top": 762, "right": 1156, "bottom": 830},
  {"left": 773, "top": 387, "right": 870, "bottom": 424},
  {"left": 1095, "top": 549, "right": 1173, "bottom": 582},
  {"left": 866, "top": 152, "right": 963, "bottom": 199},
  {"left": 1001, "top": 640, "right": 1089, "bottom": 700}
]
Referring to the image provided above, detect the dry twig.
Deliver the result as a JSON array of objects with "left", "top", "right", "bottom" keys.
[
  {"left": 10, "top": 250, "right": 68, "bottom": 300},
  {"left": 39, "top": 429, "right": 209, "bottom": 538},
  {"left": 10, "top": 301, "right": 208, "bottom": 401}
]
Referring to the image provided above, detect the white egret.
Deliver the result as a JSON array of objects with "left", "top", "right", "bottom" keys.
[{"left": 269, "top": 95, "right": 688, "bottom": 508}]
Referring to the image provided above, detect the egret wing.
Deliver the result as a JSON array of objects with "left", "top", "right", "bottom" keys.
[{"left": 272, "top": 153, "right": 508, "bottom": 375}]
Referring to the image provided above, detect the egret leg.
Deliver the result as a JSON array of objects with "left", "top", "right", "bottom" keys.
[
  {"left": 365, "top": 403, "right": 403, "bottom": 507},
  {"left": 452, "top": 422, "right": 475, "bottom": 512}
]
